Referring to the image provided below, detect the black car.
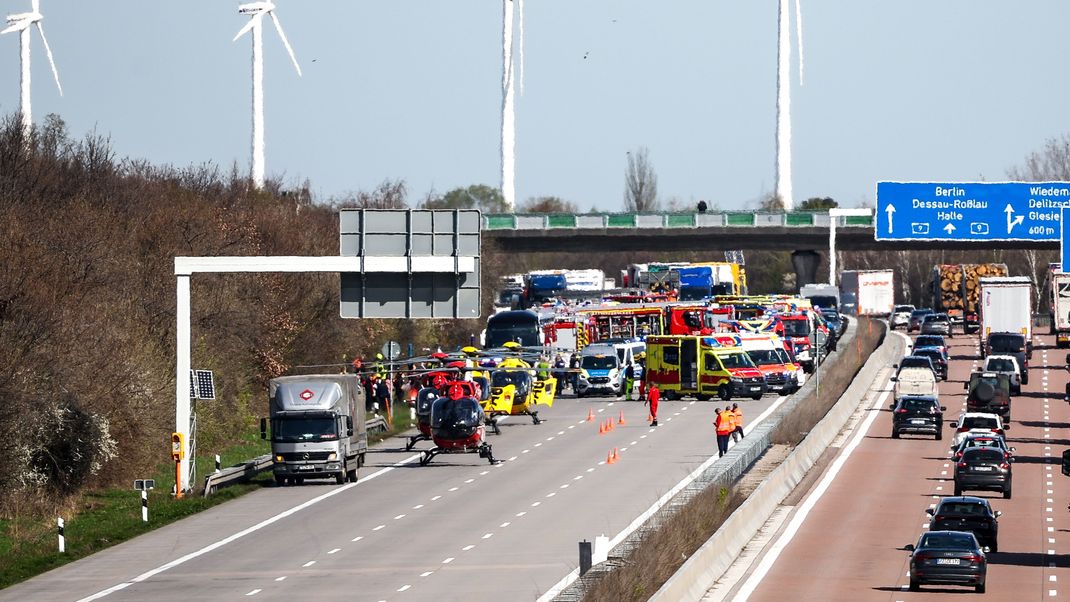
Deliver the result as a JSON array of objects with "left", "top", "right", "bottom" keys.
[
  {"left": 984, "top": 332, "right": 1029, "bottom": 383},
  {"left": 927, "top": 496, "right": 1001, "bottom": 552},
  {"left": 907, "top": 530, "right": 988, "bottom": 592},
  {"left": 819, "top": 308, "right": 847, "bottom": 336},
  {"left": 890, "top": 395, "right": 945, "bottom": 439},
  {"left": 908, "top": 308, "right": 935, "bottom": 332},
  {"left": 913, "top": 335, "right": 947, "bottom": 357},
  {"left": 913, "top": 347, "right": 949, "bottom": 381},
  {"left": 955, "top": 447, "right": 1013, "bottom": 498}
]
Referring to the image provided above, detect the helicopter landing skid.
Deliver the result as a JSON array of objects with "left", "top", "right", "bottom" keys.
[
  {"left": 528, "top": 411, "right": 541, "bottom": 425},
  {"left": 488, "top": 419, "right": 502, "bottom": 436},
  {"left": 405, "top": 433, "right": 431, "bottom": 451},
  {"left": 419, "top": 443, "right": 500, "bottom": 466}
]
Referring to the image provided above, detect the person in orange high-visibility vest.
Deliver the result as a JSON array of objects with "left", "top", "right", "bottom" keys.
[
  {"left": 730, "top": 403, "right": 744, "bottom": 442},
  {"left": 714, "top": 408, "right": 733, "bottom": 457}
]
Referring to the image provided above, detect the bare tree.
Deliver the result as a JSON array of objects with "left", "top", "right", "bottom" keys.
[
  {"left": 1008, "top": 134, "right": 1070, "bottom": 180},
  {"left": 623, "top": 147, "right": 659, "bottom": 212}
]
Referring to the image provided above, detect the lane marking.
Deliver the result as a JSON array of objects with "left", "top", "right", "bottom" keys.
[
  {"left": 501, "top": 522, "right": 511, "bottom": 527},
  {"left": 442, "top": 557, "right": 454, "bottom": 564},
  {"left": 482, "top": 533, "right": 494, "bottom": 539},
  {"left": 420, "top": 571, "right": 433, "bottom": 577},
  {"left": 448, "top": 487, "right": 459, "bottom": 492},
  {"left": 373, "top": 525, "right": 385, "bottom": 531},
  {"left": 351, "top": 536, "right": 363, "bottom": 542},
  {"left": 464, "top": 479, "right": 474, "bottom": 484},
  {"left": 302, "top": 561, "right": 316, "bottom": 568},
  {"left": 246, "top": 589, "right": 261, "bottom": 596},
  {"left": 274, "top": 576, "right": 286, "bottom": 582},
  {"left": 76, "top": 452, "right": 425, "bottom": 602},
  {"left": 328, "top": 548, "right": 341, "bottom": 554},
  {"left": 394, "top": 514, "right": 406, "bottom": 520},
  {"left": 397, "top": 585, "right": 411, "bottom": 592},
  {"left": 734, "top": 364, "right": 899, "bottom": 601},
  {"left": 508, "top": 456, "right": 518, "bottom": 462},
  {"left": 462, "top": 545, "right": 475, "bottom": 551},
  {"left": 516, "top": 511, "right": 527, "bottom": 517}
]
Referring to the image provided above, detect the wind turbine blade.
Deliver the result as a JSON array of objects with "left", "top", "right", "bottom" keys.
[
  {"left": 233, "top": 14, "right": 259, "bottom": 42},
  {"left": 1, "top": 20, "right": 29, "bottom": 35},
  {"left": 518, "top": 0, "right": 524, "bottom": 95},
  {"left": 268, "top": 11, "right": 302, "bottom": 77},
  {"left": 32, "top": 0, "right": 40, "bottom": 13},
  {"left": 35, "top": 22, "right": 62, "bottom": 96},
  {"left": 794, "top": 0, "right": 804, "bottom": 86}
]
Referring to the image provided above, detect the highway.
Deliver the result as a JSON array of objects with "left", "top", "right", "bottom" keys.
[
  {"left": 2, "top": 389, "right": 790, "bottom": 601},
  {"left": 716, "top": 332, "right": 1068, "bottom": 600}
]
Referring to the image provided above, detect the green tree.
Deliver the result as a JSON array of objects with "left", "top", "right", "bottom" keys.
[
  {"left": 422, "top": 184, "right": 508, "bottom": 213},
  {"left": 797, "top": 197, "right": 838, "bottom": 211}
]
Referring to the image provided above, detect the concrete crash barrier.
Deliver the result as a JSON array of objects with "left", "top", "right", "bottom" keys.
[
  {"left": 552, "top": 320, "right": 867, "bottom": 601},
  {"left": 650, "top": 322, "right": 904, "bottom": 602}
]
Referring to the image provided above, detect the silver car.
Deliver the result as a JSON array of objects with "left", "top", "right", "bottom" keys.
[
  {"left": 921, "top": 313, "right": 952, "bottom": 337},
  {"left": 892, "top": 304, "right": 915, "bottom": 330}
]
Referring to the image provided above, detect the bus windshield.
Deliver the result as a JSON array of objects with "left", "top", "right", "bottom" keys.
[{"left": 486, "top": 312, "right": 541, "bottom": 347}]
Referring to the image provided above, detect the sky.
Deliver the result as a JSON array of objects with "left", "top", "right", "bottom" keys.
[{"left": 2, "top": 1, "right": 1069, "bottom": 212}]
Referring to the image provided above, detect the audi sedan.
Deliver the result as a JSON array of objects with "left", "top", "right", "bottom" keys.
[
  {"left": 955, "top": 447, "right": 1013, "bottom": 499},
  {"left": 907, "top": 530, "right": 988, "bottom": 593}
]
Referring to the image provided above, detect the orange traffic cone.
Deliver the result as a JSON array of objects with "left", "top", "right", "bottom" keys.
[
  {"left": 608, "top": 419, "right": 615, "bottom": 432},
  {"left": 598, "top": 420, "right": 606, "bottom": 435},
  {"left": 618, "top": 410, "right": 626, "bottom": 426},
  {"left": 612, "top": 448, "right": 620, "bottom": 462},
  {"left": 607, "top": 449, "right": 616, "bottom": 464},
  {"left": 587, "top": 408, "right": 595, "bottom": 422}
]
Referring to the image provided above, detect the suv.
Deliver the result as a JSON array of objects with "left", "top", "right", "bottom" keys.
[
  {"left": 926, "top": 497, "right": 1001, "bottom": 552},
  {"left": 913, "top": 335, "right": 948, "bottom": 359},
  {"left": 982, "top": 355, "right": 1022, "bottom": 395},
  {"left": 984, "top": 333, "right": 1029, "bottom": 383},
  {"left": 890, "top": 395, "right": 945, "bottom": 439},
  {"left": 893, "top": 362, "right": 938, "bottom": 400},
  {"left": 953, "top": 433, "right": 1014, "bottom": 461},
  {"left": 892, "top": 304, "right": 915, "bottom": 330},
  {"left": 965, "top": 371, "right": 1012, "bottom": 421},
  {"left": 909, "top": 308, "right": 934, "bottom": 332},
  {"left": 921, "top": 313, "right": 953, "bottom": 337},
  {"left": 914, "top": 347, "right": 949, "bottom": 381},
  {"left": 954, "top": 447, "right": 1013, "bottom": 498},
  {"left": 950, "top": 412, "right": 1006, "bottom": 447}
]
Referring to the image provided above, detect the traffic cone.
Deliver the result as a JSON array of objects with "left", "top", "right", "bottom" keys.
[
  {"left": 608, "top": 419, "right": 615, "bottom": 432},
  {"left": 612, "top": 448, "right": 620, "bottom": 462},
  {"left": 618, "top": 411, "right": 626, "bottom": 426},
  {"left": 598, "top": 420, "right": 606, "bottom": 435},
  {"left": 607, "top": 449, "right": 616, "bottom": 464},
  {"left": 587, "top": 408, "right": 595, "bottom": 422}
]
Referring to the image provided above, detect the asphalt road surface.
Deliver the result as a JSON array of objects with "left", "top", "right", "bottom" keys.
[
  {"left": 724, "top": 331, "right": 1069, "bottom": 601},
  {"left": 3, "top": 387, "right": 792, "bottom": 602}
]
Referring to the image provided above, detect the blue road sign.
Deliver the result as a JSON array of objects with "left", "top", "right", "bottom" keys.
[
  {"left": 1062, "top": 207, "right": 1070, "bottom": 269},
  {"left": 875, "top": 182, "right": 1070, "bottom": 241}
]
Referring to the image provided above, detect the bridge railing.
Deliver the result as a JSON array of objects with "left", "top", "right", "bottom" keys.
[{"left": 483, "top": 212, "right": 874, "bottom": 230}]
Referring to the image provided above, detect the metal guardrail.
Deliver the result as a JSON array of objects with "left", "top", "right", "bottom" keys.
[
  {"left": 203, "top": 416, "right": 391, "bottom": 496},
  {"left": 483, "top": 212, "right": 874, "bottom": 231}
]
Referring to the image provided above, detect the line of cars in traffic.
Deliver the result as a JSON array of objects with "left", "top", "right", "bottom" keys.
[{"left": 888, "top": 326, "right": 1030, "bottom": 593}]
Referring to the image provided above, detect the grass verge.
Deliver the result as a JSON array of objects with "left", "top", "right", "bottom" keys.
[{"left": 1, "top": 402, "right": 414, "bottom": 590}]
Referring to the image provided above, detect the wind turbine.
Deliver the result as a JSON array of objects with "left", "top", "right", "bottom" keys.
[
  {"left": 233, "top": 1, "right": 302, "bottom": 190},
  {"left": 501, "top": 0, "right": 525, "bottom": 211},
  {"left": 2, "top": 0, "right": 62, "bottom": 135},
  {"left": 775, "top": 0, "right": 804, "bottom": 211}
]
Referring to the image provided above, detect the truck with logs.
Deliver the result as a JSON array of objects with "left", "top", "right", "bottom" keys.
[{"left": 931, "top": 263, "right": 1009, "bottom": 334}]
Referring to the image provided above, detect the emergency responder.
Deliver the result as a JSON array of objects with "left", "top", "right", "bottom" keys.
[
  {"left": 730, "top": 403, "right": 744, "bottom": 442},
  {"left": 645, "top": 384, "right": 660, "bottom": 426},
  {"left": 373, "top": 352, "right": 386, "bottom": 380},
  {"left": 536, "top": 356, "right": 551, "bottom": 381},
  {"left": 636, "top": 351, "right": 647, "bottom": 401},
  {"left": 552, "top": 354, "right": 567, "bottom": 394},
  {"left": 714, "top": 408, "right": 733, "bottom": 457},
  {"left": 375, "top": 377, "right": 390, "bottom": 412},
  {"left": 623, "top": 361, "right": 635, "bottom": 401},
  {"left": 569, "top": 352, "right": 581, "bottom": 392}
]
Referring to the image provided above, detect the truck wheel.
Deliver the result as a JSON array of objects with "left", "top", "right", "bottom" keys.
[
  {"left": 335, "top": 471, "right": 345, "bottom": 485},
  {"left": 346, "top": 465, "right": 358, "bottom": 482},
  {"left": 718, "top": 385, "right": 732, "bottom": 402},
  {"left": 891, "top": 429, "right": 899, "bottom": 439},
  {"left": 696, "top": 394, "right": 711, "bottom": 401},
  {"left": 358, "top": 453, "right": 366, "bottom": 468}
]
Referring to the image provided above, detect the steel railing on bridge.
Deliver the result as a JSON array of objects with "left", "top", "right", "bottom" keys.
[{"left": 483, "top": 212, "right": 874, "bottom": 231}]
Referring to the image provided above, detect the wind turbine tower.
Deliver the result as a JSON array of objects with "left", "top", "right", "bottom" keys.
[
  {"left": 775, "top": 0, "right": 804, "bottom": 211},
  {"left": 234, "top": 1, "right": 302, "bottom": 190},
  {"left": 2, "top": 0, "right": 62, "bottom": 135},
  {"left": 501, "top": 0, "right": 525, "bottom": 211}
]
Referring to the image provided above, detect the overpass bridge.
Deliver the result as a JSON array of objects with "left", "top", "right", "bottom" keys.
[{"left": 481, "top": 211, "right": 1058, "bottom": 253}]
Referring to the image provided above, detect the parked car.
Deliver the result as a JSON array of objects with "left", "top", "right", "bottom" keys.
[
  {"left": 890, "top": 395, "right": 945, "bottom": 439},
  {"left": 984, "top": 332, "right": 1029, "bottom": 383},
  {"left": 908, "top": 308, "right": 935, "bottom": 332},
  {"left": 914, "top": 347, "right": 949, "bottom": 380},
  {"left": 950, "top": 412, "right": 1006, "bottom": 447},
  {"left": 953, "top": 433, "right": 1014, "bottom": 461},
  {"left": 982, "top": 355, "right": 1022, "bottom": 395},
  {"left": 954, "top": 446, "right": 1013, "bottom": 498},
  {"left": 927, "top": 496, "right": 1001, "bottom": 552},
  {"left": 892, "top": 304, "right": 916, "bottom": 330},
  {"left": 913, "top": 335, "right": 948, "bottom": 359},
  {"left": 921, "top": 313, "right": 952, "bottom": 337},
  {"left": 906, "top": 530, "right": 987, "bottom": 593},
  {"left": 964, "top": 371, "right": 1012, "bottom": 422}
]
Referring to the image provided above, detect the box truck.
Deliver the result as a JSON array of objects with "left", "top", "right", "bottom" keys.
[
  {"left": 1049, "top": 269, "right": 1070, "bottom": 348},
  {"left": 839, "top": 270, "right": 894, "bottom": 316},
  {"left": 979, "top": 276, "right": 1033, "bottom": 349},
  {"left": 262, "top": 374, "right": 367, "bottom": 486}
]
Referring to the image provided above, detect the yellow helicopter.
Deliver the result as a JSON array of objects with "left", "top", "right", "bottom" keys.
[{"left": 481, "top": 342, "right": 557, "bottom": 427}]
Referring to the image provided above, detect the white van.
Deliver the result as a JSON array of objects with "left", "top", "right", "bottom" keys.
[{"left": 575, "top": 344, "right": 623, "bottom": 397}]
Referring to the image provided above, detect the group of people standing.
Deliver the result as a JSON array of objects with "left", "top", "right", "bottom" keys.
[{"left": 713, "top": 404, "right": 745, "bottom": 457}]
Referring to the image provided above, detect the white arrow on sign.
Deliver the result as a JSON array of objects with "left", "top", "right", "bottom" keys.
[
  {"left": 1005, "top": 204, "right": 1024, "bottom": 234},
  {"left": 885, "top": 204, "right": 895, "bottom": 233},
  {"left": 943, "top": 223, "right": 956, "bottom": 234}
]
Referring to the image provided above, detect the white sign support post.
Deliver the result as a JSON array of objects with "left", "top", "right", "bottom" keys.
[{"left": 827, "top": 208, "right": 873, "bottom": 286}]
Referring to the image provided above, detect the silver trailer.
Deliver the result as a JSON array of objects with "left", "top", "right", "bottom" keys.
[{"left": 262, "top": 374, "right": 368, "bottom": 486}]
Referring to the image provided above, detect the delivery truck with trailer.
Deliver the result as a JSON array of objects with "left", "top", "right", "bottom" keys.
[
  {"left": 262, "top": 374, "right": 368, "bottom": 486},
  {"left": 839, "top": 270, "right": 894, "bottom": 316},
  {"left": 979, "top": 276, "right": 1033, "bottom": 353}
]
